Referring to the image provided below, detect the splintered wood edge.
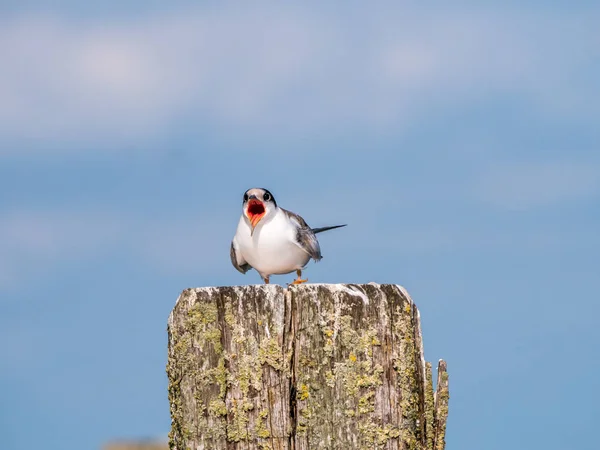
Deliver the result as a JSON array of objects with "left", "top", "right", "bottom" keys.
[
  {"left": 433, "top": 360, "right": 449, "bottom": 450},
  {"left": 168, "top": 285, "right": 285, "bottom": 328},
  {"left": 169, "top": 283, "right": 414, "bottom": 318}
]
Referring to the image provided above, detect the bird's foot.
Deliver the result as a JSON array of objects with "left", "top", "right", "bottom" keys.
[{"left": 286, "top": 270, "right": 308, "bottom": 287}]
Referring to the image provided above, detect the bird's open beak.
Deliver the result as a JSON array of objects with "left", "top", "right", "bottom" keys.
[{"left": 246, "top": 197, "right": 266, "bottom": 234}]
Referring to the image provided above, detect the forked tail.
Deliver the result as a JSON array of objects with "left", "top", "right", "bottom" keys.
[{"left": 311, "top": 224, "right": 347, "bottom": 234}]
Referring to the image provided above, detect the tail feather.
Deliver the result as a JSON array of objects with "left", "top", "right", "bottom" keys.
[{"left": 311, "top": 224, "right": 347, "bottom": 234}]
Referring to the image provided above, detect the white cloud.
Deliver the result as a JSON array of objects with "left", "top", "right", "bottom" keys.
[
  {"left": 474, "top": 162, "right": 600, "bottom": 210},
  {"left": 0, "top": 5, "right": 597, "bottom": 153}
]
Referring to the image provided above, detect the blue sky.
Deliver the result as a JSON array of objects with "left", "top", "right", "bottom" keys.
[{"left": 1, "top": 2, "right": 599, "bottom": 450}]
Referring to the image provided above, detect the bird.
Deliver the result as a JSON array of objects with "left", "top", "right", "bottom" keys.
[{"left": 230, "top": 187, "right": 346, "bottom": 285}]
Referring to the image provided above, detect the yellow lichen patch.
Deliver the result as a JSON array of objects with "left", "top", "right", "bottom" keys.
[
  {"left": 255, "top": 409, "right": 271, "bottom": 439},
  {"left": 297, "top": 383, "right": 310, "bottom": 401},
  {"left": 323, "top": 337, "right": 334, "bottom": 357},
  {"left": 171, "top": 334, "right": 191, "bottom": 359},
  {"left": 337, "top": 358, "right": 384, "bottom": 397},
  {"left": 296, "top": 402, "right": 313, "bottom": 436},
  {"left": 425, "top": 362, "right": 435, "bottom": 450},
  {"left": 340, "top": 315, "right": 359, "bottom": 348},
  {"left": 231, "top": 325, "right": 247, "bottom": 345},
  {"left": 434, "top": 371, "right": 450, "bottom": 450},
  {"left": 357, "top": 391, "right": 375, "bottom": 414},
  {"left": 357, "top": 327, "right": 380, "bottom": 358},
  {"left": 301, "top": 306, "right": 390, "bottom": 445},
  {"left": 167, "top": 296, "right": 230, "bottom": 449},
  {"left": 203, "top": 327, "right": 222, "bottom": 353},
  {"left": 187, "top": 301, "right": 218, "bottom": 327},
  {"left": 301, "top": 406, "right": 312, "bottom": 419},
  {"left": 208, "top": 399, "right": 228, "bottom": 417},
  {"left": 299, "top": 355, "right": 317, "bottom": 368},
  {"left": 234, "top": 352, "right": 263, "bottom": 396},
  {"left": 258, "top": 336, "right": 283, "bottom": 371},
  {"left": 214, "top": 356, "right": 227, "bottom": 399},
  {"left": 224, "top": 302, "right": 235, "bottom": 326},
  {"left": 401, "top": 427, "right": 420, "bottom": 450},
  {"left": 392, "top": 301, "right": 421, "bottom": 447},
  {"left": 227, "top": 399, "right": 251, "bottom": 442},
  {"left": 358, "top": 420, "right": 402, "bottom": 449},
  {"left": 325, "top": 370, "right": 335, "bottom": 388},
  {"left": 184, "top": 301, "right": 223, "bottom": 354}
]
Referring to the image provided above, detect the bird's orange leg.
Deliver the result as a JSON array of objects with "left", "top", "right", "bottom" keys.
[
  {"left": 263, "top": 276, "right": 270, "bottom": 284},
  {"left": 291, "top": 269, "right": 308, "bottom": 285}
]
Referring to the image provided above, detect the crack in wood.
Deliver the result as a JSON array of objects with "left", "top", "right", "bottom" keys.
[{"left": 166, "top": 284, "right": 449, "bottom": 450}]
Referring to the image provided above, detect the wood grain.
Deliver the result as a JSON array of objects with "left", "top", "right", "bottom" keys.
[{"left": 167, "top": 284, "right": 448, "bottom": 450}]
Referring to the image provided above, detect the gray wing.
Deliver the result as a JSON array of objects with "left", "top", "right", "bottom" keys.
[
  {"left": 230, "top": 240, "right": 252, "bottom": 274},
  {"left": 281, "top": 208, "right": 322, "bottom": 261}
]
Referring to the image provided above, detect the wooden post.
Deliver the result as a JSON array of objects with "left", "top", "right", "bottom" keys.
[
  {"left": 166, "top": 284, "right": 449, "bottom": 450},
  {"left": 102, "top": 441, "right": 168, "bottom": 450}
]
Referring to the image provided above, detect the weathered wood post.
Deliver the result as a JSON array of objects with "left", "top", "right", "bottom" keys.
[{"left": 167, "top": 284, "right": 448, "bottom": 450}]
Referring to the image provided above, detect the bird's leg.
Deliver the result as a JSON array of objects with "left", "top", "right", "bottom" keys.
[
  {"left": 291, "top": 269, "right": 308, "bottom": 285},
  {"left": 263, "top": 276, "right": 270, "bottom": 284}
]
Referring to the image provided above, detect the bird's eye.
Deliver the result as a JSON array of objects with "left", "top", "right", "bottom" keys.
[
  {"left": 263, "top": 192, "right": 271, "bottom": 201},
  {"left": 243, "top": 193, "right": 249, "bottom": 202}
]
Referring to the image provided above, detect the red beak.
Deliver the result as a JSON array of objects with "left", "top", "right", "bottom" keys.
[{"left": 246, "top": 199, "right": 266, "bottom": 229}]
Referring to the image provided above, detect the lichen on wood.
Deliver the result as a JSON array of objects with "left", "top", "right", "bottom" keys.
[
  {"left": 166, "top": 283, "right": 449, "bottom": 450},
  {"left": 433, "top": 361, "right": 449, "bottom": 450}
]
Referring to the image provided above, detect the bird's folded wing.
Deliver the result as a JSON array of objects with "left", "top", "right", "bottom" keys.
[
  {"left": 281, "top": 208, "right": 323, "bottom": 261},
  {"left": 230, "top": 240, "right": 252, "bottom": 273}
]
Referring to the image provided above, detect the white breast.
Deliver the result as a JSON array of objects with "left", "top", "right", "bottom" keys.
[{"left": 234, "top": 208, "right": 311, "bottom": 277}]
